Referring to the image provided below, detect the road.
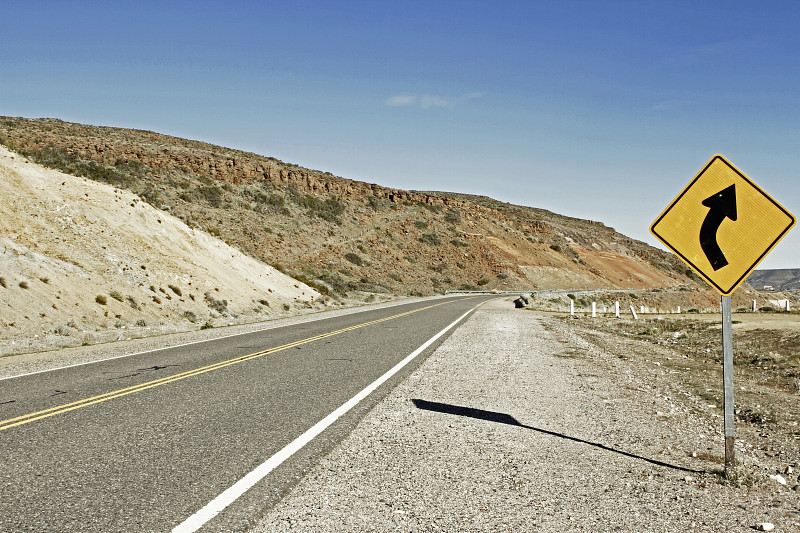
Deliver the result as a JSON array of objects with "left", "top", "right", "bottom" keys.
[{"left": 0, "top": 295, "right": 495, "bottom": 532}]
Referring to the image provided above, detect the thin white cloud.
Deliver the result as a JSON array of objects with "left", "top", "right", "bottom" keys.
[
  {"left": 385, "top": 94, "right": 418, "bottom": 107},
  {"left": 420, "top": 94, "right": 453, "bottom": 109},
  {"left": 385, "top": 92, "right": 484, "bottom": 109}
]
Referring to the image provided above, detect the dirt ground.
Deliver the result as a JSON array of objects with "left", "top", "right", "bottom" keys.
[{"left": 551, "top": 307, "right": 800, "bottom": 478}]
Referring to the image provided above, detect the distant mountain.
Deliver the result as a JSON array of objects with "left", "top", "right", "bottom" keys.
[{"left": 747, "top": 269, "right": 800, "bottom": 291}]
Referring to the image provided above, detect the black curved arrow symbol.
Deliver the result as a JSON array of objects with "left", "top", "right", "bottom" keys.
[{"left": 700, "top": 184, "right": 737, "bottom": 271}]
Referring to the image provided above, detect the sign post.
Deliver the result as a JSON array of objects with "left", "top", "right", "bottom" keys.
[
  {"left": 721, "top": 295, "right": 735, "bottom": 472},
  {"left": 651, "top": 155, "right": 795, "bottom": 477}
]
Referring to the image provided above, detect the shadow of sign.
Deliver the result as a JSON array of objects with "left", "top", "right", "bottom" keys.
[{"left": 411, "top": 399, "right": 704, "bottom": 474}]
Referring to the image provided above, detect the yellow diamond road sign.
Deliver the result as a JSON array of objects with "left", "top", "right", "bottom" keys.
[{"left": 651, "top": 155, "right": 795, "bottom": 295}]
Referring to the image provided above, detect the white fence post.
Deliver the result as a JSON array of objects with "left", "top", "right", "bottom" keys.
[
  {"left": 630, "top": 305, "right": 638, "bottom": 319},
  {"left": 570, "top": 299, "right": 574, "bottom": 316},
  {"left": 591, "top": 302, "right": 596, "bottom": 318},
  {"left": 615, "top": 301, "right": 620, "bottom": 318}
]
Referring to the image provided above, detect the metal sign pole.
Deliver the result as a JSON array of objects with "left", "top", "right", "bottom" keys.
[{"left": 721, "top": 295, "right": 735, "bottom": 475}]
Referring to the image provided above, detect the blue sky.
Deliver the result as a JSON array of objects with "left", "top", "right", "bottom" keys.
[{"left": 2, "top": 0, "right": 799, "bottom": 268}]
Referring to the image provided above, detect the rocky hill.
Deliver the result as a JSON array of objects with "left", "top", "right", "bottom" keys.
[
  {"left": 0, "top": 143, "right": 324, "bottom": 356},
  {"left": 0, "top": 116, "right": 697, "bottom": 303},
  {"left": 747, "top": 269, "right": 800, "bottom": 291}
]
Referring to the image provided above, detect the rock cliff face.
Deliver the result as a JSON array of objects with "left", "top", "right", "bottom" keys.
[
  {"left": 0, "top": 118, "right": 476, "bottom": 209},
  {"left": 0, "top": 116, "right": 697, "bottom": 301}
]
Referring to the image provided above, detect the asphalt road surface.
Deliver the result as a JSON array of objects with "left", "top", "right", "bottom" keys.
[{"left": 0, "top": 295, "right": 496, "bottom": 532}]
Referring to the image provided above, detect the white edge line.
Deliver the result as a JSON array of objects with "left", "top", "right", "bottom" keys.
[
  {"left": 0, "top": 297, "right": 464, "bottom": 382},
  {"left": 171, "top": 304, "right": 479, "bottom": 533}
]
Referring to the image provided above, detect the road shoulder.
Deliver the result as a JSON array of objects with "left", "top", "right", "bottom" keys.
[{"left": 250, "top": 298, "right": 799, "bottom": 532}]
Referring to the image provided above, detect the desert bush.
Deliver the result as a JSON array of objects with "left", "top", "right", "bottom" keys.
[
  {"left": 419, "top": 202, "right": 443, "bottom": 213},
  {"left": 54, "top": 325, "right": 71, "bottom": 336},
  {"left": 183, "top": 311, "right": 198, "bottom": 323},
  {"left": 291, "top": 272, "right": 331, "bottom": 296},
  {"left": 168, "top": 284, "right": 182, "bottom": 297},
  {"left": 204, "top": 292, "right": 228, "bottom": 313},
  {"left": 139, "top": 184, "right": 164, "bottom": 206},
  {"left": 136, "top": 318, "right": 147, "bottom": 327},
  {"left": 450, "top": 239, "right": 469, "bottom": 247},
  {"left": 109, "top": 290, "right": 124, "bottom": 302},
  {"left": 95, "top": 295, "right": 108, "bottom": 305},
  {"left": 289, "top": 191, "right": 345, "bottom": 224},
  {"left": 477, "top": 278, "right": 490, "bottom": 286},
  {"left": 414, "top": 220, "right": 429, "bottom": 229},
  {"left": 420, "top": 233, "right": 442, "bottom": 246},
  {"left": 113, "top": 159, "right": 149, "bottom": 178},
  {"left": 18, "top": 281, "right": 29, "bottom": 289},
  {"left": 354, "top": 279, "right": 393, "bottom": 293},
  {"left": 198, "top": 186, "right": 224, "bottom": 208},
  {"left": 318, "top": 272, "right": 350, "bottom": 295},
  {"left": 265, "top": 194, "right": 285, "bottom": 207},
  {"left": 83, "top": 162, "right": 129, "bottom": 187},
  {"left": 344, "top": 252, "right": 364, "bottom": 266},
  {"left": 444, "top": 208, "right": 461, "bottom": 224},
  {"left": 367, "top": 195, "right": 386, "bottom": 210},
  {"left": 0, "top": 277, "right": 6, "bottom": 288}
]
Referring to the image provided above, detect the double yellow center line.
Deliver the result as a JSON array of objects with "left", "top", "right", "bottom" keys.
[{"left": 1, "top": 300, "right": 462, "bottom": 432}]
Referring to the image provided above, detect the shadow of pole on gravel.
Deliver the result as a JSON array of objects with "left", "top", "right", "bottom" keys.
[{"left": 411, "top": 399, "right": 704, "bottom": 474}]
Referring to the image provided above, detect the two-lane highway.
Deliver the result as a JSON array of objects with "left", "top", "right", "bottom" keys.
[{"left": 0, "top": 295, "right": 497, "bottom": 532}]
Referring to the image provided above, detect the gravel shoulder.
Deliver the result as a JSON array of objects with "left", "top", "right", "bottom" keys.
[{"left": 250, "top": 298, "right": 800, "bottom": 532}]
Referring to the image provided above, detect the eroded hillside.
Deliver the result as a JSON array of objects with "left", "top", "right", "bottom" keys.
[
  {"left": 0, "top": 117, "right": 697, "bottom": 300},
  {"left": 0, "top": 144, "right": 321, "bottom": 355}
]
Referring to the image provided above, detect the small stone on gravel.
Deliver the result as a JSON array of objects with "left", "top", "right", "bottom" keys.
[{"left": 770, "top": 474, "right": 788, "bottom": 485}]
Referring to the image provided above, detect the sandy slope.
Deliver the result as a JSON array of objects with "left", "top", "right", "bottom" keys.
[{"left": 0, "top": 145, "right": 320, "bottom": 355}]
